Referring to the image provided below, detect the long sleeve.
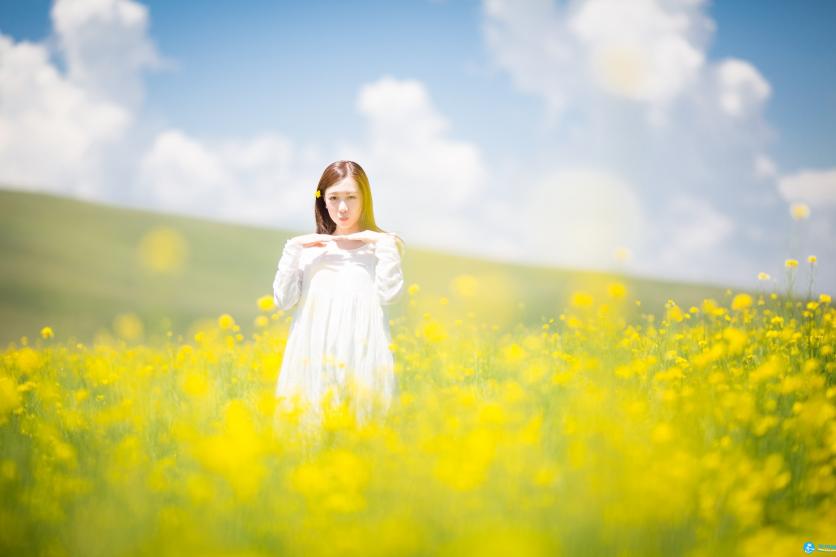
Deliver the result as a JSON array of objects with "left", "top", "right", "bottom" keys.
[
  {"left": 273, "top": 239, "right": 304, "bottom": 311},
  {"left": 375, "top": 234, "right": 405, "bottom": 306}
]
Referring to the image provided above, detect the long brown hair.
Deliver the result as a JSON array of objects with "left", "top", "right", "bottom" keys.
[{"left": 314, "top": 160, "right": 404, "bottom": 253}]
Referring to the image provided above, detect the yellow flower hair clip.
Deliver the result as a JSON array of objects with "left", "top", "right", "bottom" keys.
[{"left": 315, "top": 189, "right": 321, "bottom": 199}]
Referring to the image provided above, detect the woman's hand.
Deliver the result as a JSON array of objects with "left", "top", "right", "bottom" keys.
[
  {"left": 290, "top": 233, "right": 336, "bottom": 248},
  {"left": 339, "top": 230, "right": 387, "bottom": 244}
]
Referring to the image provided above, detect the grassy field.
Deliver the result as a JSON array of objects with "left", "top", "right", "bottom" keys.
[
  {"left": 0, "top": 188, "right": 729, "bottom": 347},
  {"left": 1, "top": 249, "right": 833, "bottom": 555},
  {"left": 1, "top": 188, "right": 833, "bottom": 555}
]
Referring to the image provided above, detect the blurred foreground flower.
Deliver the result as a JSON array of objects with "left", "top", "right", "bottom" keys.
[
  {"left": 137, "top": 225, "right": 189, "bottom": 274},
  {"left": 613, "top": 246, "right": 632, "bottom": 263},
  {"left": 257, "top": 295, "right": 275, "bottom": 312},
  {"left": 789, "top": 202, "right": 810, "bottom": 220},
  {"left": 113, "top": 313, "right": 144, "bottom": 341}
]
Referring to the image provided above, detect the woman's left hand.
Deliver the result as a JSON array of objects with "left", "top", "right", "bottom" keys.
[{"left": 340, "top": 230, "right": 386, "bottom": 244}]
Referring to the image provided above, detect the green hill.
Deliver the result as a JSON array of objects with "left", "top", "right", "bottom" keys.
[{"left": 0, "top": 188, "right": 729, "bottom": 346}]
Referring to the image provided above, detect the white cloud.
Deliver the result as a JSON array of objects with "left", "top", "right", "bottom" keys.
[
  {"left": 778, "top": 169, "right": 836, "bottom": 207},
  {"left": 483, "top": 0, "right": 713, "bottom": 123},
  {"left": 0, "top": 33, "right": 131, "bottom": 196},
  {"left": 0, "top": 0, "right": 165, "bottom": 199},
  {"left": 522, "top": 169, "right": 645, "bottom": 269},
  {"left": 139, "top": 130, "right": 227, "bottom": 209},
  {"left": 754, "top": 153, "right": 777, "bottom": 180},
  {"left": 715, "top": 58, "right": 771, "bottom": 118},
  {"left": 51, "top": 0, "right": 163, "bottom": 108},
  {"left": 569, "top": 0, "right": 707, "bottom": 104},
  {"left": 659, "top": 195, "right": 734, "bottom": 256},
  {"left": 138, "top": 129, "right": 325, "bottom": 226}
]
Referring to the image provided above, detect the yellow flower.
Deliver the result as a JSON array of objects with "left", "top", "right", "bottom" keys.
[
  {"left": 731, "top": 293, "right": 753, "bottom": 311},
  {"left": 757, "top": 272, "right": 770, "bottom": 281},
  {"left": 40, "top": 326, "right": 54, "bottom": 339},
  {"left": 607, "top": 282, "right": 627, "bottom": 299},
  {"left": 667, "top": 304, "right": 685, "bottom": 323},
  {"left": 254, "top": 315, "right": 269, "bottom": 328},
  {"left": 218, "top": 313, "right": 235, "bottom": 330},
  {"left": 0, "top": 377, "right": 22, "bottom": 418},
  {"left": 808, "top": 255, "right": 817, "bottom": 264},
  {"left": 790, "top": 202, "right": 810, "bottom": 220},
  {"left": 137, "top": 226, "right": 188, "bottom": 274},
  {"left": 257, "top": 295, "right": 275, "bottom": 311},
  {"left": 407, "top": 283, "right": 420, "bottom": 296},
  {"left": 570, "top": 291, "right": 594, "bottom": 309},
  {"left": 820, "top": 294, "right": 831, "bottom": 304},
  {"left": 315, "top": 189, "right": 321, "bottom": 199},
  {"left": 785, "top": 259, "right": 798, "bottom": 269},
  {"left": 113, "top": 313, "right": 143, "bottom": 341}
]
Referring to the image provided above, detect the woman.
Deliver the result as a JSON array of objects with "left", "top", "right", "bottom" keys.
[{"left": 272, "top": 160, "right": 405, "bottom": 428}]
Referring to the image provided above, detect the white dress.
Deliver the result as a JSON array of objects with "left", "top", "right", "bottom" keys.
[{"left": 272, "top": 233, "right": 405, "bottom": 426}]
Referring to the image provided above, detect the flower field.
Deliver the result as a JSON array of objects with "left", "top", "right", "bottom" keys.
[{"left": 1, "top": 278, "right": 834, "bottom": 556}]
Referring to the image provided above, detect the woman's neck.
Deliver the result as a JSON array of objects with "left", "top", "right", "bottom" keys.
[{"left": 333, "top": 225, "right": 362, "bottom": 235}]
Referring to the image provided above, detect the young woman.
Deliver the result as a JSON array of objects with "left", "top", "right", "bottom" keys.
[{"left": 272, "top": 160, "right": 405, "bottom": 427}]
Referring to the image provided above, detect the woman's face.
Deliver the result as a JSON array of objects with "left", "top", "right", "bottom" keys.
[{"left": 324, "top": 177, "right": 363, "bottom": 232}]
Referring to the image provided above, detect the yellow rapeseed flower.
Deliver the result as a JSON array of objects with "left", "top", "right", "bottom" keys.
[
  {"left": 502, "top": 343, "right": 526, "bottom": 363},
  {"left": 257, "top": 295, "right": 275, "bottom": 311},
  {"left": 757, "top": 272, "right": 770, "bottom": 281},
  {"left": 421, "top": 320, "right": 447, "bottom": 343},
  {"left": 408, "top": 283, "right": 420, "bottom": 296},
  {"left": 113, "top": 313, "right": 143, "bottom": 341},
  {"left": 808, "top": 255, "right": 817, "bottom": 264},
  {"left": 451, "top": 274, "right": 477, "bottom": 297},
  {"left": 790, "top": 202, "right": 810, "bottom": 220},
  {"left": 137, "top": 225, "right": 188, "bottom": 274},
  {"left": 607, "top": 282, "right": 627, "bottom": 299},
  {"left": 820, "top": 293, "right": 831, "bottom": 304},
  {"left": 731, "top": 293, "right": 753, "bottom": 311},
  {"left": 40, "top": 326, "right": 54, "bottom": 339},
  {"left": 218, "top": 313, "right": 235, "bottom": 330},
  {"left": 665, "top": 300, "right": 684, "bottom": 322},
  {"left": 652, "top": 422, "right": 674, "bottom": 444},
  {"left": 254, "top": 315, "right": 269, "bottom": 328},
  {"left": 785, "top": 259, "right": 798, "bottom": 269},
  {"left": 0, "top": 376, "right": 22, "bottom": 419},
  {"left": 570, "top": 291, "right": 594, "bottom": 309}
]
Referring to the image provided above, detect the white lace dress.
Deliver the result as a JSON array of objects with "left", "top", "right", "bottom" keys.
[{"left": 272, "top": 233, "right": 405, "bottom": 425}]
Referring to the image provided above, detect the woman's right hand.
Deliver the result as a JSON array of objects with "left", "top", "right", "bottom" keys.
[{"left": 290, "top": 233, "right": 335, "bottom": 248}]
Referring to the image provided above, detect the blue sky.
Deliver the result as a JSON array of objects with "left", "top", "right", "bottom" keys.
[
  {"left": 1, "top": 0, "right": 834, "bottom": 290},
  {"left": 3, "top": 0, "right": 834, "bottom": 169}
]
